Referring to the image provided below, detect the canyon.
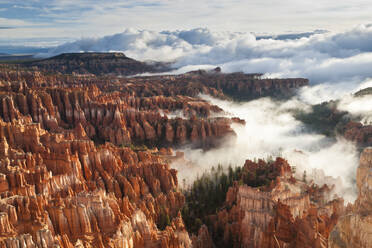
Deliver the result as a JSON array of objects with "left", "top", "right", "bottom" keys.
[{"left": 0, "top": 53, "right": 370, "bottom": 247}]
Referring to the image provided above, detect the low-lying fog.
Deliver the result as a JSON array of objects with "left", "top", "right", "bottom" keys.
[{"left": 172, "top": 78, "right": 372, "bottom": 203}]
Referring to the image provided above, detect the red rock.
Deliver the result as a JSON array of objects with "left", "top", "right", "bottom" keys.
[
  {"left": 204, "top": 158, "right": 343, "bottom": 248},
  {"left": 0, "top": 64, "right": 309, "bottom": 248},
  {"left": 343, "top": 121, "right": 372, "bottom": 147},
  {"left": 329, "top": 148, "right": 372, "bottom": 248}
]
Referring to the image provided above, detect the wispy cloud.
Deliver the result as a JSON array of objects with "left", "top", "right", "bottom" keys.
[
  {"left": 1, "top": 0, "right": 372, "bottom": 41},
  {"left": 0, "top": 17, "right": 35, "bottom": 27}
]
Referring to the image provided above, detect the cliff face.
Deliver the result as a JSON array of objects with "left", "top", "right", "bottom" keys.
[
  {"left": 128, "top": 71, "right": 309, "bottom": 101},
  {"left": 0, "top": 66, "right": 234, "bottom": 247},
  {"left": 1, "top": 61, "right": 308, "bottom": 101},
  {"left": 329, "top": 147, "right": 372, "bottom": 248},
  {"left": 19, "top": 53, "right": 309, "bottom": 100},
  {"left": 0, "top": 117, "right": 193, "bottom": 247},
  {"left": 206, "top": 158, "right": 343, "bottom": 248},
  {"left": 343, "top": 122, "right": 372, "bottom": 147},
  {"left": 0, "top": 61, "right": 310, "bottom": 247},
  {"left": 0, "top": 73, "right": 235, "bottom": 149}
]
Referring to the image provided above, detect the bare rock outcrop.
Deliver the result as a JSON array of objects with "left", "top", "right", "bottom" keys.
[
  {"left": 206, "top": 158, "right": 343, "bottom": 248},
  {"left": 0, "top": 116, "right": 191, "bottom": 247},
  {"left": 343, "top": 122, "right": 372, "bottom": 147},
  {"left": 0, "top": 61, "right": 309, "bottom": 247},
  {"left": 329, "top": 147, "right": 372, "bottom": 248}
]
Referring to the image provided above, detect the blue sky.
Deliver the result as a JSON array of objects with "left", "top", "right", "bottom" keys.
[{"left": 0, "top": 0, "right": 371, "bottom": 50}]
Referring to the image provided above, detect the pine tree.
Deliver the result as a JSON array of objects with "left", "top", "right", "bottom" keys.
[{"left": 303, "top": 170, "right": 307, "bottom": 183}]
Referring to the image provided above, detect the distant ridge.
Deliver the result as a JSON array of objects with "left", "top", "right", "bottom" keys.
[
  {"left": 24, "top": 52, "right": 170, "bottom": 76},
  {"left": 0, "top": 54, "right": 36, "bottom": 62},
  {"left": 354, "top": 87, "right": 372, "bottom": 97},
  {"left": 48, "top": 52, "right": 131, "bottom": 60}
]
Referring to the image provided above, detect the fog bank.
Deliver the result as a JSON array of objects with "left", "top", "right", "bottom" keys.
[{"left": 172, "top": 91, "right": 361, "bottom": 203}]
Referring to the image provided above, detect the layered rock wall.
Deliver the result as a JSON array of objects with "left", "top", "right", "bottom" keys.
[
  {"left": 0, "top": 117, "right": 192, "bottom": 247},
  {"left": 329, "top": 147, "right": 372, "bottom": 248},
  {"left": 0, "top": 62, "right": 310, "bottom": 247},
  {"left": 207, "top": 158, "right": 343, "bottom": 248}
]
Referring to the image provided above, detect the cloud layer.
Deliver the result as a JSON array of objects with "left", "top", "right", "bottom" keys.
[
  {"left": 173, "top": 94, "right": 359, "bottom": 202},
  {"left": 43, "top": 24, "right": 372, "bottom": 85},
  {"left": 2, "top": 0, "right": 372, "bottom": 41}
]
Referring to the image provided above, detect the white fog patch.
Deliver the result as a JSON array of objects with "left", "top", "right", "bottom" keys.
[
  {"left": 354, "top": 78, "right": 372, "bottom": 92},
  {"left": 285, "top": 139, "right": 358, "bottom": 203},
  {"left": 297, "top": 83, "right": 356, "bottom": 105},
  {"left": 338, "top": 95, "right": 372, "bottom": 125},
  {"left": 158, "top": 109, "right": 188, "bottom": 119},
  {"left": 338, "top": 95, "right": 372, "bottom": 116},
  {"left": 174, "top": 94, "right": 359, "bottom": 203},
  {"left": 297, "top": 77, "right": 372, "bottom": 105}
]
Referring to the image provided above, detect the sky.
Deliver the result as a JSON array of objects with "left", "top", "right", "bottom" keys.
[{"left": 1, "top": 0, "right": 372, "bottom": 48}]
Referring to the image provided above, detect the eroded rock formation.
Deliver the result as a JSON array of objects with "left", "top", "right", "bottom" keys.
[
  {"left": 205, "top": 158, "right": 343, "bottom": 248},
  {"left": 0, "top": 71, "right": 235, "bottom": 149},
  {"left": 343, "top": 122, "right": 372, "bottom": 147},
  {"left": 329, "top": 147, "right": 372, "bottom": 248},
  {"left": 0, "top": 117, "right": 193, "bottom": 247},
  {"left": 0, "top": 60, "right": 311, "bottom": 247}
]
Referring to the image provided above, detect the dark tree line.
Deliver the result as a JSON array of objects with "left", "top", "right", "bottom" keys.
[
  {"left": 294, "top": 101, "right": 350, "bottom": 136},
  {"left": 181, "top": 164, "right": 242, "bottom": 234},
  {"left": 181, "top": 158, "right": 289, "bottom": 246}
]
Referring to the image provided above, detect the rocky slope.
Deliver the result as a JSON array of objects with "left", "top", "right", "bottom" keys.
[
  {"left": 0, "top": 117, "right": 193, "bottom": 247},
  {"left": 0, "top": 69, "right": 236, "bottom": 149},
  {"left": 0, "top": 60, "right": 312, "bottom": 247},
  {"left": 329, "top": 147, "right": 372, "bottom": 248},
  {"left": 15, "top": 53, "right": 309, "bottom": 100},
  {"left": 343, "top": 122, "right": 372, "bottom": 147},
  {"left": 132, "top": 69, "right": 309, "bottom": 101},
  {"left": 199, "top": 158, "right": 343, "bottom": 248}
]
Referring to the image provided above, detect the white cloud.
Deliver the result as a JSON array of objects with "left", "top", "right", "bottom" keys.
[
  {"left": 42, "top": 25, "right": 372, "bottom": 87},
  {"left": 2, "top": 0, "right": 372, "bottom": 41},
  {"left": 41, "top": 0, "right": 372, "bottom": 34},
  {"left": 0, "top": 17, "right": 34, "bottom": 27}
]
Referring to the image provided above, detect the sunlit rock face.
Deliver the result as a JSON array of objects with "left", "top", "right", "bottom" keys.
[
  {"left": 329, "top": 147, "right": 372, "bottom": 248},
  {"left": 0, "top": 61, "right": 309, "bottom": 247},
  {"left": 0, "top": 70, "right": 239, "bottom": 149},
  {"left": 0, "top": 116, "right": 192, "bottom": 247},
  {"left": 206, "top": 158, "right": 343, "bottom": 248}
]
